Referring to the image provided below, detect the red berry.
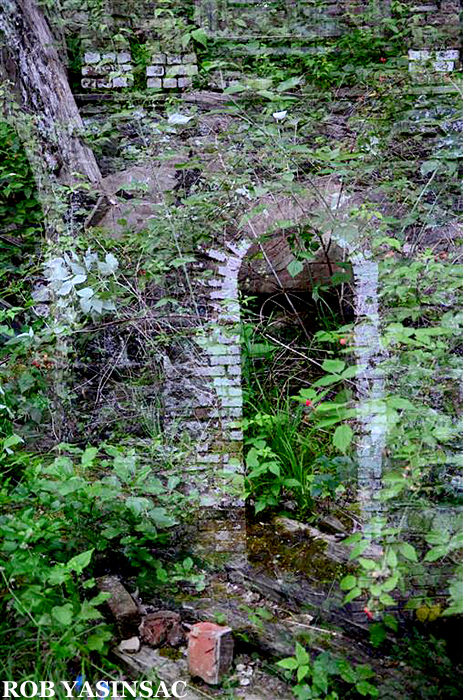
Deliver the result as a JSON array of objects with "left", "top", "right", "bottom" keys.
[
  {"left": 380, "top": 57, "right": 387, "bottom": 63},
  {"left": 364, "top": 607, "right": 374, "bottom": 619},
  {"left": 305, "top": 399, "right": 312, "bottom": 407},
  {"left": 339, "top": 338, "right": 347, "bottom": 345}
]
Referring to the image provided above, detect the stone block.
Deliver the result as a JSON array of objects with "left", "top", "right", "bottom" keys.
[
  {"left": 167, "top": 54, "right": 182, "bottom": 64},
  {"left": 139, "top": 611, "right": 184, "bottom": 647},
  {"left": 227, "top": 365, "right": 241, "bottom": 376},
  {"left": 84, "top": 51, "right": 100, "bottom": 64},
  {"left": 117, "top": 51, "right": 131, "bottom": 63},
  {"left": 178, "top": 78, "right": 192, "bottom": 89},
  {"left": 146, "top": 65, "right": 165, "bottom": 76},
  {"left": 188, "top": 622, "right": 234, "bottom": 685},
  {"left": 121, "top": 63, "right": 133, "bottom": 72},
  {"left": 147, "top": 78, "right": 162, "bottom": 89},
  {"left": 163, "top": 78, "right": 177, "bottom": 88},
  {"left": 102, "top": 52, "right": 117, "bottom": 62},
  {"left": 118, "top": 637, "right": 140, "bottom": 654},
  {"left": 97, "top": 576, "right": 140, "bottom": 635},
  {"left": 182, "top": 53, "right": 197, "bottom": 63}
]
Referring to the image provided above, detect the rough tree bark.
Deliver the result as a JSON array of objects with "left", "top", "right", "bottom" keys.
[{"left": 0, "top": 0, "right": 101, "bottom": 205}]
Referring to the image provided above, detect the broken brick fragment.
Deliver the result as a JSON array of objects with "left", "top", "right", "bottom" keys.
[
  {"left": 139, "top": 610, "right": 184, "bottom": 647},
  {"left": 188, "top": 622, "right": 234, "bottom": 685}
]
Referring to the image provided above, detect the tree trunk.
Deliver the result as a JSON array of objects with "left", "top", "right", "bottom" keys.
[{"left": 0, "top": 0, "right": 101, "bottom": 198}]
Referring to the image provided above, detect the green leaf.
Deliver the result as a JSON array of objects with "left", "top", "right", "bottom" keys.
[
  {"left": 322, "top": 359, "right": 346, "bottom": 373},
  {"left": 81, "top": 446, "right": 98, "bottom": 468},
  {"left": 344, "top": 586, "right": 362, "bottom": 604},
  {"left": 66, "top": 548, "right": 94, "bottom": 574},
  {"left": 295, "top": 642, "right": 310, "bottom": 666},
  {"left": 424, "top": 545, "right": 448, "bottom": 562},
  {"left": 51, "top": 603, "right": 73, "bottom": 626},
  {"left": 287, "top": 259, "right": 304, "bottom": 278},
  {"left": 297, "top": 665, "right": 310, "bottom": 683},
  {"left": 340, "top": 574, "right": 357, "bottom": 591},
  {"left": 276, "top": 75, "right": 302, "bottom": 92},
  {"left": 191, "top": 27, "right": 207, "bottom": 47},
  {"left": 379, "top": 593, "right": 395, "bottom": 606},
  {"left": 277, "top": 657, "right": 299, "bottom": 670},
  {"left": 399, "top": 542, "right": 418, "bottom": 562},
  {"left": 425, "top": 530, "right": 450, "bottom": 546},
  {"left": 386, "top": 548, "right": 398, "bottom": 568},
  {"left": 356, "top": 680, "right": 379, "bottom": 697},
  {"left": 333, "top": 424, "right": 353, "bottom": 453}
]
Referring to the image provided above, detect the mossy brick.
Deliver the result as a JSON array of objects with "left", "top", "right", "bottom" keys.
[
  {"left": 182, "top": 53, "right": 197, "bottom": 63},
  {"left": 150, "top": 53, "right": 166, "bottom": 64},
  {"left": 163, "top": 78, "right": 177, "bottom": 88},
  {"left": 166, "top": 54, "right": 182, "bottom": 64},
  {"left": 178, "top": 78, "right": 192, "bottom": 89},
  {"left": 147, "top": 78, "right": 162, "bottom": 89},
  {"left": 117, "top": 52, "right": 131, "bottom": 63},
  {"left": 102, "top": 52, "right": 117, "bottom": 62},
  {"left": 221, "top": 397, "right": 241, "bottom": 407}
]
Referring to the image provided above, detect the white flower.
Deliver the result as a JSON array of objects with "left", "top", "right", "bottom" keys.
[
  {"left": 167, "top": 113, "right": 194, "bottom": 125},
  {"left": 272, "top": 110, "right": 287, "bottom": 121}
]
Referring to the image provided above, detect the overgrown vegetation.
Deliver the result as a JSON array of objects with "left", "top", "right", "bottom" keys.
[{"left": 2, "top": 0, "right": 463, "bottom": 694}]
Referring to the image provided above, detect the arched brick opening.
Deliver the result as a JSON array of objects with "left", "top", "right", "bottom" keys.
[{"left": 191, "top": 190, "right": 385, "bottom": 557}]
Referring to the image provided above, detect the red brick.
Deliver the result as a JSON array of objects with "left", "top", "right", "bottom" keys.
[{"left": 188, "top": 622, "right": 234, "bottom": 685}]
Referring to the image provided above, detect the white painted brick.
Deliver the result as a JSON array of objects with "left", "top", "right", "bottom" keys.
[
  {"left": 151, "top": 53, "right": 167, "bottom": 64},
  {"left": 227, "top": 365, "right": 242, "bottom": 376},
  {"left": 436, "top": 50, "right": 459, "bottom": 60},
  {"left": 214, "top": 377, "right": 233, "bottom": 387},
  {"left": 146, "top": 65, "right": 165, "bottom": 76},
  {"left": 221, "top": 397, "right": 242, "bottom": 407},
  {"left": 408, "top": 49, "right": 431, "bottom": 60},
  {"left": 167, "top": 54, "right": 182, "bottom": 64},
  {"left": 206, "top": 344, "right": 229, "bottom": 355},
  {"left": 433, "top": 60, "right": 455, "bottom": 71},
  {"left": 102, "top": 52, "right": 117, "bottom": 62},
  {"left": 207, "top": 249, "right": 227, "bottom": 261},
  {"left": 97, "top": 78, "right": 112, "bottom": 88},
  {"left": 163, "top": 78, "right": 177, "bottom": 88},
  {"left": 82, "top": 78, "right": 97, "bottom": 89},
  {"left": 210, "top": 355, "right": 240, "bottom": 365},
  {"left": 84, "top": 51, "right": 100, "bottom": 64},
  {"left": 197, "top": 366, "right": 225, "bottom": 376},
  {"left": 121, "top": 64, "right": 133, "bottom": 72},
  {"left": 229, "top": 431, "right": 243, "bottom": 440},
  {"left": 112, "top": 76, "right": 130, "bottom": 87},
  {"left": 210, "top": 290, "right": 236, "bottom": 300},
  {"left": 196, "top": 454, "right": 221, "bottom": 463},
  {"left": 147, "top": 78, "right": 162, "bottom": 89},
  {"left": 178, "top": 78, "right": 192, "bottom": 89},
  {"left": 117, "top": 52, "right": 131, "bottom": 63}
]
